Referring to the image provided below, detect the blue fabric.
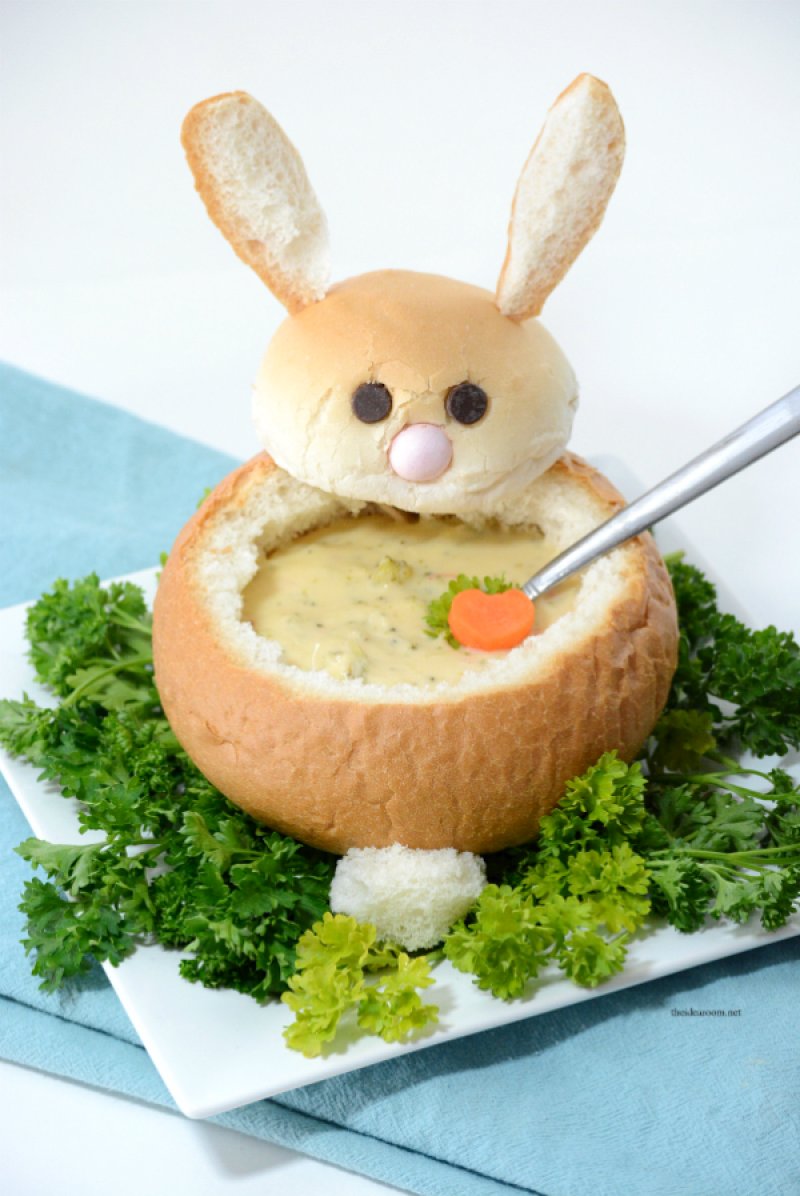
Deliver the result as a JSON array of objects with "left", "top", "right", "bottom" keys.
[{"left": 1, "top": 360, "right": 798, "bottom": 1196}]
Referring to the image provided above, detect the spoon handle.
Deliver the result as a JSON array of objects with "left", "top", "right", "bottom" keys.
[{"left": 522, "top": 385, "right": 800, "bottom": 601}]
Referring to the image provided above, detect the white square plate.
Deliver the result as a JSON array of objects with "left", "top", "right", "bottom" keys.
[{"left": 2, "top": 509, "right": 798, "bottom": 1119}]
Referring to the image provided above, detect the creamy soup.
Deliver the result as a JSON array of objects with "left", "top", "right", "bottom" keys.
[{"left": 241, "top": 514, "right": 579, "bottom": 686}]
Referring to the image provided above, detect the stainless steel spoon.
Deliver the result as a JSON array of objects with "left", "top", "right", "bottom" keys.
[{"left": 522, "top": 385, "right": 800, "bottom": 602}]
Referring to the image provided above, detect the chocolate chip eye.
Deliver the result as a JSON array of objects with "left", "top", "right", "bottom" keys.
[
  {"left": 352, "top": 382, "right": 393, "bottom": 423},
  {"left": 445, "top": 382, "right": 489, "bottom": 425}
]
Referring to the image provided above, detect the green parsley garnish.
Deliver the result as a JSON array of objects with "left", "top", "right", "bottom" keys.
[
  {"left": 665, "top": 552, "right": 800, "bottom": 756},
  {"left": 0, "top": 575, "right": 335, "bottom": 999},
  {"left": 440, "top": 555, "right": 800, "bottom": 998},
  {"left": 0, "top": 554, "right": 798, "bottom": 1055},
  {"left": 281, "top": 914, "right": 437, "bottom": 1057},
  {"left": 444, "top": 754, "right": 653, "bottom": 995}
]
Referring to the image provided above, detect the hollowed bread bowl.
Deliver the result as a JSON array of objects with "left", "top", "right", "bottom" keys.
[{"left": 152, "top": 452, "right": 678, "bottom": 855}]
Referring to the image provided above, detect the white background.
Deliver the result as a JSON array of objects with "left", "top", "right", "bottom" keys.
[{"left": 1, "top": 1, "right": 799, "bottom": 1194}]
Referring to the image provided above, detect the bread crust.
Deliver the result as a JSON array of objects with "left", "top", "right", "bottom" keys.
[
  {"left": 153, "top": 454, "right": 677, "bottom": 854},
  {"left": 181, "top": 92, "right": 326, "bottom": 313},
  {"left": 496, "top": 73, "right": 625, "bottom": 321}
]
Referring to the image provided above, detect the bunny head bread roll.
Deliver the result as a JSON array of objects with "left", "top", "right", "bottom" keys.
[{"left": 153, "top": 76, "right": 678, "bottom": 861}]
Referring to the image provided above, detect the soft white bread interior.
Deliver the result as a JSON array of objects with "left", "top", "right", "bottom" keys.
[
  {"left": 253, "top": 270, "right": 578, "bottom": 514},
  {"left": 181, "top": 92, "right": 330, "bottom": 312},
  {"left": 152, "top": 453, "right": 677, "bottom": 855},
  {"left": 496, "top": 74, "right": 625, "bottom": 321},
  {"left": 330, "top": 845, "right": 487, "bottom": 951}
]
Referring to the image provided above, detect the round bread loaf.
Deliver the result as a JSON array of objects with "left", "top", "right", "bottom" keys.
[
  {"left": 152, "top": 452, "right": 677, "bottom": 854},
  {"left": 252, "top": 270, "right": 578, "bottom": 514}
]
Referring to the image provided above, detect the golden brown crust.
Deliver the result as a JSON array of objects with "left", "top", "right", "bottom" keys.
[{"left": 153, "top": 454, "right": 677, "bottom": 854}]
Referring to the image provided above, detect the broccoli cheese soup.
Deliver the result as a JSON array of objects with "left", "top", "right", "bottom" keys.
[{"left": 241, "top": 514, "right": 579, "bottom": 686}]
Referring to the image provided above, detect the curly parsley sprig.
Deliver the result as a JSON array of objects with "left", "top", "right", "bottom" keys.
[
  {"left": 441, "top": 552, "right": 800, "bottom": 998},
  {"left": 281, "top": 914, "right": 437, "bottom": 1057},
  {"left": 665, "top": 553, "right": 800, "bottom": 757},
  {"left": 1, "top": 576, "right": 336, "bottom": 998},
  {"left": 443, "top": 745, "right": 800, "bottom": 1000},
  {"left": 443, "top": 755, "right": 653, "bottom": 997},
  {"left": 1, "top": 555, "right": 799, "bottom": 1053}
]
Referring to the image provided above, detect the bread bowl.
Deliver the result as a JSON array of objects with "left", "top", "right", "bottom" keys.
[
  {"left": 153, "top": 75, "right": 678, "bottom": 861},
  {"left": 154, "top": 450, "right": 676, "bottom": 853}
]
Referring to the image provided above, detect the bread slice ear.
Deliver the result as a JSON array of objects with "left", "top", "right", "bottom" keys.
[
  {"left": 496, "top": 74, "right": 625, "bottom": 322},
  {"left": 182, "top": 92, "right": 330, "bottom": 313}
]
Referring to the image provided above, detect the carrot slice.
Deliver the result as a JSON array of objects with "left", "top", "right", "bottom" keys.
[{"left": 448, "top": 588, "right": 535, "bottom": 651}]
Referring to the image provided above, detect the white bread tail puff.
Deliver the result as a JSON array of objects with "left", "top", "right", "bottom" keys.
[
  {"left": 497, "top": 74, "right": 625, "bottom": 321},
  {"left": 152, "top": 453, "right": 678, "bottom": 855},
  {"left": 181, "top": 92, "right": 330, "bottom": 312},
  {"left": 253, "top": 270, "right": 578, "bottom": 515},
  {"left": 330, "top": 846, "right": 488, "bottom": 951}
]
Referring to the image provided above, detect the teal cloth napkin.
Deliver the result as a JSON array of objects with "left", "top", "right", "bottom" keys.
[{"left": 1, "top": 361, "right": 798, "bottom": 1196}]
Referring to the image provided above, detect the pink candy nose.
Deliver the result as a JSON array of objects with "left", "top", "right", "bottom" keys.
[{"left": 388, "top": 423, "right": 453, "bottom": 482}]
